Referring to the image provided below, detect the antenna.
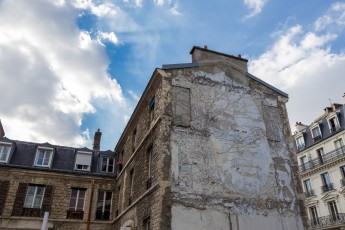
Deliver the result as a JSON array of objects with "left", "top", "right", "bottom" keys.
[{"left": 328, "top": 98, "right": 332, "bottom": 106}]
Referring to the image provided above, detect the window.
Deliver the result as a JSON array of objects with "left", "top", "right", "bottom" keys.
[
  {"left": 117, "top": 185, "right": 121, "bottom": 210},
  {"left": 296, "top": 136, "right": 305, "bottom": 151},
  {"left": 23, "top": 185, "right": 45, "bottom": 209},
  {"left": 147, "top": 146, "right": 152, "bottom": 189},
  {"left": 321, "top": 172, "right": 332, "bottom": 192},
  {"left": 0, "top": 143, "right": 11, "bottom": 163},
  {"left": 334, "top": 138, "right": 344, "bottom": 149},
  {"left": 132, "top": 128, "right": 137, "bottom": 153},
  {"left": 75, "top": 151, "right": 92, "bottom": 171},
  {"left": 300, "top": 156, "right": 308, "bottom": 171},
  {"left": 149, "top": 96, "right": 155, "bottom": 124},
  {"left": 101, "top": 157, "right": 115, "bottom": 173},
  {"left": 304, "top": 179, "right": 313, "bottom": 197},
  {"left": 316, "top": 148, "right": 324, "bottom": 164},
  {"left": 309, "top": 206, "right": 319, "bottom": 226},
  {"left": 129, "top": 169, "right": 134, "bottom": 205},
  {"left": 34, "top": 148, "right": 53, "bottom": 167},
  {"left": 328, "top": 116, "right": 340, "bottom": 133},
  {"left": 96, "top": 191, "right": 112, "bottom": 220},
  {"left": 328, "top": 201, "right": 339, "bottom": 221},
  {"left": 311, "top": 126, "right": 322, "bottom": 142},
  {"left": 68, "top": 188, "right": 86, "bottom": 211},
  {"left": 143, "top": 217, "right": 151, "bottom": 230}
]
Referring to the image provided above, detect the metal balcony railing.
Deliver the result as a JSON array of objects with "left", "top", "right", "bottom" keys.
[
  {"left": 313, "top": 135, "right": 322, "bottom": 142},
  {"left": 309, "top": 213, "right": 345, "bottom": 229},
  {"left": 321, "top": 183, "right": 334, "bottom": 193},
  {"left": 341, "top": 178, "right": 345, "bottom": 187},
  {"left": 299, "top": 146, "right": 345, "bottom": 172},
  {"left": 305, "top": 189, "right": 315, "bottom": 198}
]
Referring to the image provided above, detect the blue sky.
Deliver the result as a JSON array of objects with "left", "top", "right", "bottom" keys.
[{"left": 0, "top": 0, "right": 345, "bottom": 150}]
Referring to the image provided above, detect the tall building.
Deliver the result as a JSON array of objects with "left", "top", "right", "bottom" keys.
[
  {"left": 0, "top": 129, "right": 116, "bottom": 229},
  {"left": 294, "top": 99, "right": 345, "bottom": 230},
  {"left": 113, "top": 46, "right": 305, "bottom": 230}
]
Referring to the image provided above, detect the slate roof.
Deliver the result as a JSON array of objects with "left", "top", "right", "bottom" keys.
[{"left": 0, "top": 138, "right": 116, "bottom": 177}]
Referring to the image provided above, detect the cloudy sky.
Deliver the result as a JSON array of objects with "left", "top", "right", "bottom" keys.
[{"left": 0, "top": 0, "right": 344, "bottom": 150}]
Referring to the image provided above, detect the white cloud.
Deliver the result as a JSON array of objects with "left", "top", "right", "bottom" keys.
[
  {"left": 169, "top": 4, "right": 181, "bottom": 16},
  {"left": 128, "top": 90, "right": 140, "bottom": 101},
  {"left": 243, "top": 0, "right": 268, "bottom": 18},
  {"left": 248, "top": 3, "right": 345, "bottom": 127},
  {"left": 97, "top": 31, "right": 119, "bottom": 45},
  {"left": 314, "top": 2, "right": 345, "bottom": 32},
  {"left": 0, "top": 0, "right": 126, "bottom": 147}
]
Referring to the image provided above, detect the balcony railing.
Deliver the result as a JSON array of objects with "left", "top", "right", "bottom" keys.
[
  {"left": 341, "top": 178, "right": 345, "bottom": 187},
  {"left": 310, "top": 213, "right": 345, "bottom": 229},
  {"left": 321, "top": 183, "right": 334, "bottom": 193},
  {"left": 305, "top": 189, "right": 315, "bottom": 198},
  {"left": 299, "top": 146, "right": 345, "bottom": 172},
  {"left": 313, "top": 135, "right": 322, "bottom": 143}
]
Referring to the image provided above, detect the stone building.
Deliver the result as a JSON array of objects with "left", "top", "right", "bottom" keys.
[
  {"left": 114, "top": 46, "right": 305, "bottom": 230},
  {"left": 0, "top": 129, "right": 116, "bottom": 229},
  {"left": 294, "top": 99, "right": 345, "bottom": 230}
]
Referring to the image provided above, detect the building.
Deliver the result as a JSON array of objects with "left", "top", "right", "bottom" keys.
[
  {"left": 113, "top": 46, "right": 305, "bottom": 230},
  {"left": 294, "top": 100, "right": 345, "bottom": 230},
  {"left": 0, "top": 129, "right": 117, "bottom": 230}
]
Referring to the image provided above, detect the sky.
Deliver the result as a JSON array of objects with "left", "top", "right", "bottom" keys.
[{"left": 0, "top": 0, "right": 345, "bottom": 151}]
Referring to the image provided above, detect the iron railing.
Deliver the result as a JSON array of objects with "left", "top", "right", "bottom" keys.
[
  {"left": 299, "top": 146, "right": 345, "bottom": 172},
  {"left": 321, "top": 183, "right": 334, "bottom": 193},
  {"left": 305, "top": 189, "right": 315, "bottom": 198},
  {"left": 313, "top": 135, "right": 322, "bottom": 143},
  {"left": 310, "top": 213, "right": 345, "bottom": 229}
]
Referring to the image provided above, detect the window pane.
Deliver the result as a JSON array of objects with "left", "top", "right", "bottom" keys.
[
  {"left": 33, "top": 195, "right": 43, "bottom": 208},
  {"left": 36, "top": 151, "right": 44, "bottom": 165},
  {"left": 106, "top": 192, "right": 112, "bottom": 200},
  {"left": 43, "top": 151, "right": 51, "bottom": 165},
  {"left": 36, "top": 186, "right": 44, "bottom": 195},
  {"left": 24, "top": 194, "right": 34, "bottom": 208},
  {"left": 78, "top": 190, "right": 86, "bottom": 199},
  {"left": 76, "top": 198, "right": 84, "bottom": 211},
  {"left": 69, "top": 197, "right": 76, "bottom": 210}
]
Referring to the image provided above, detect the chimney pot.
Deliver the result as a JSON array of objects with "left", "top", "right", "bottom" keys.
[
  {"left": 238, "top": 54, "right": 242, "bottom": 58},
  {"left": 204, "top": 45, "right": 208, "bottom": 49},
  {"left": 93, "top": 128, "right": 102, "bottom": 151}
]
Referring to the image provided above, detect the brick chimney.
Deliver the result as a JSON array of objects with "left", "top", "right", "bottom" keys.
[
  {"left": 295, "top": 122, "right": 307, "bottom": 132},
  {"left": 189, "top": 46, "right": 248, "bottom": 73},
  {"left": 93, "top": 128, "right": 102, "bottom": 151},
  {"left": 0, "top": 119, "right": 4, "bottom": 138}
]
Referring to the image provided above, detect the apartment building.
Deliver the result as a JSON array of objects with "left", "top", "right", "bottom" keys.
[
  {"left": 294, "top": 100, "right": 345, "bottom": 230},
  {"left": 0, "top": 129, "right": 116, "bottom": 230},
  {"left": 113, "top": 46, "right": 305, "bottom": 230}
]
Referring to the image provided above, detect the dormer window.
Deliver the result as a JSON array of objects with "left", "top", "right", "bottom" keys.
[
  {"left": 295, "top": 135, "right": 305, "bottom": 151},
  {"left": 327, "top": 115, "right": 340, "bottom": 133},
  {"left": 0, "top": 142, "right": 11, "bottom": 163},
  {"left": 75, "top": 151, "right": 92, "bottom": 171},
  {"left": 101, "top": 157, "right": 115, "bottom": 173},
  {"left": 311, "top": 125, "right": 322, "bottom": 142},
  {"left": 34, "top": 147, "right": 53, "bottom": 167}
]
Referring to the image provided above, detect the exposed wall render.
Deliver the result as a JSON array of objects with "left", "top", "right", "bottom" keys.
[{"left": 169, "top": 61, "right": 303, "bottom": 229}]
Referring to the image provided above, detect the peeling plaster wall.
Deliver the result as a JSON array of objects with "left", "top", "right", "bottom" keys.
[{"left": 169, "top": 66, "right": 303, "bottom": 229}]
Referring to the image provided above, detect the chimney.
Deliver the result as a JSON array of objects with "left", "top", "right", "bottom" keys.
[
  {"left": 93, "top": 128, "right": 102, "bottom": 151},
  {"left": 0, "top": 119, "right": 4, "bottom": 138},
  {"left": 295, "top": 122, "right": 307, "bottom": 132}
]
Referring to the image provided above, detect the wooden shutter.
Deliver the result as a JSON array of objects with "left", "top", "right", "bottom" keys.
[
  {"left": 0, "top": 180, "right": 10, "bottom": 215},
  {"left": 11, "top": 182, "right": 28, "bottom": 216},
  {"left": 41, "top": 185, "right": 54, "bottom": 215}
]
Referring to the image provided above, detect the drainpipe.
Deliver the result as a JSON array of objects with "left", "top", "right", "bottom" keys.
[{"left": 86, "top": 181, "right": 95, "bottom": 230}]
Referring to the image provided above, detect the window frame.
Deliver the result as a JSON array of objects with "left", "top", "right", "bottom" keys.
[
  {"left": 0, "top": 142, "right": 11, "bottom": 163},
  {"left": 327, "top": 114, "right": 341, "bottom": 133},
  {"left": 309, "top": 206, "right": 319, "bottom": 226},
  {"left": 68, "top": 188, "right": 86, "bottom": 211},
  {"left": 101, "top": 157, "right": 115, "bottom": 173},
  {"left": 34, "top": 147, "right": 53, "bottom": 168},
  {"left": 310, "top": 125, "right": 322, "bottom": 142},
  {"left": 328, "top": 201, "right": 339, "bottom": 221},
  {"left": 23, "top": 185, "right": 45, "bottom": 209},
  {"left": 295, "top": 135, "right": 305, "bottom": 151}
]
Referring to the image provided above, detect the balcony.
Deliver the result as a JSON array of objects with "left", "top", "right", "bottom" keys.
[
  {"left": 299, "top": 146, "right": 345, "bottom": 173},
  {"left": 310, "top": 213, "right": 345, "bottom": 229},
  {"left": 341, "top": 178, "right": 345, "bottom": 187},
  {"left": 305, "top": 189, "right": 315, "bottom": 198},
  {"left": 321, "top": 183, "right": 334, "bottom": 193}
]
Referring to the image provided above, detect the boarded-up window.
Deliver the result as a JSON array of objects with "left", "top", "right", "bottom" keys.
[
  {"left": 0, "top": 180, "right": 10, "bottom": 215},
  {"left": 172, "top": 86, "right": 191, "bottom": 127}
]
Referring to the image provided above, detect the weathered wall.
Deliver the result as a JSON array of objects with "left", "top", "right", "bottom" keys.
[{"left": 168, "top": 51, "right": 304, "bottom": 230}]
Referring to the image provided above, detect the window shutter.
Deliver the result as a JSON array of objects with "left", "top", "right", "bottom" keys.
[
  {"left": 0, "top": 180, "right": 10, "bottom": 215},
  {"left": 12, "top": 182, "right": 28, "bottom": 216},
  {"left": 41, "top": 185, "right": 53, "bottom": 215}
]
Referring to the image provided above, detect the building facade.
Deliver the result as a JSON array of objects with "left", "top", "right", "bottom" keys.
[
  {"left": 294, "top": 101, "right": 345, "bottom": 230},
  {"left": 0, "top": 130, "right": 117, "bottom": 230},
  {"left": 113, "top": 46, "right": 305, "bottom": 230}
]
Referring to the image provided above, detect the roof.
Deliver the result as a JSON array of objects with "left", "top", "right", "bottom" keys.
[
  {"left": 0, "top": 137, "right": 116, "bottom": 177},
  {"left": 162, "top": 63, "right": 199, "bottom": 70},
  {"left": 246, "top": 73, "right": 288, "bottom": 98}
]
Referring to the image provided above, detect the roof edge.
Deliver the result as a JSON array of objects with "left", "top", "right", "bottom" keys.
[{"left": 190, "top": 46, "right": 248, "bottom": 62}]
